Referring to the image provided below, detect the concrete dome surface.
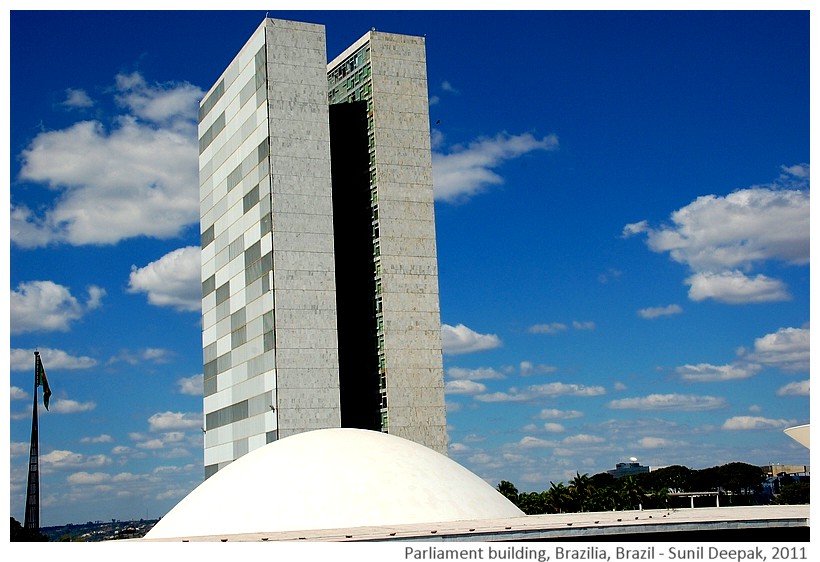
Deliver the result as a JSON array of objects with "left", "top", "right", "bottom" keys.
[
  {"left": 784, "top": 424, "right": 809, "bottom": 449},
  {"left": 146, "top": 428, "right": 523, "bottom": 539}
]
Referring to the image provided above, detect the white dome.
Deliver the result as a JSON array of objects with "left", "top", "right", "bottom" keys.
[{"left": 146, "top": 428, "right": 523, "bottom": 539}]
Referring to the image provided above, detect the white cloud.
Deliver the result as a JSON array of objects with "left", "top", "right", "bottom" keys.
[
  {"left": 562, "top": 434, "right": 605, "bottom": 445},
  {"left": 676, "top": 362, "right": 761, "bottom": 382},
  {"left": 474, "top": 390, "right": 528, "bottom": 402},
  {"left": 607, "top": 393, "right": 725, "bottom": 411},
  {"left": 444, "top": 380, "right": 487, "bottom": 395},
  {"left": 10, "top": 347, "right": 98, "bottom": 371},
  {"left": 128, "top": 246, "right": 201, "bottom": 312},
  {"left": 476, "top": 382, "right": 605, "bottom": 403},
  {"left": 776, "top": 380, "right": 809, "bottom": 396},
  {"left": 62, "top": 88, "right": 94, "bottom": 109},
  {"left": 12, "top": 73, "right": 202, "bottom": 248},
  {"left": 528, "top": 322, "right": 567, "bottom": 335},
  {"left": 432, "top": 132, "right": 558, "bottom": 202},
  {"left": 446, "top": 366, "right": 505, "bottom": 380},
  {"left": 638, "top": 304, "right": 683, "bottom": 319},
  {"left": 445, "top": 401, "right": 463, "bottom": 413},
  {"left": 115, "top": 72, "right": 203, "bottom": 126},
  {"left": 686, "top": 270, "right": 790, "bottom": 303},
  {"left": 137, "top": 439, "right": 166, "bottom": 450},
  {"left": 623, "top": 167, "right": 809, "bottom": 304},
  {"left": 10, "top": 281, "right": 105, "bottom": 334},
  {"left": 529, "top": 321, "right": 594, "bottom": 334},
  {"left": 638, "top": 437, "right": 687, "bottom": 449},
  {"left": 536, "top": 408, "right": 584, "bottom": 420},
  {"left": 518, "top": 436, "right": 556, "bottom": 449},
  {"left": 80, "top": 434, "right": 113, "bottom": 444},
  {"left": 629, "top": 184, "right": 809, "bottom": 270},
  {"left": 449, "top": 443, "right": 470, "bottom": 454},
  {"left": 441, "top": 80, "right": 459, "bottom": 94},
  {"left": 39, "top": 449, "right": 111, "bottom": 471},
  {"left": 67, "top": 471, "right": 109, "bottom": 485},
  {"left": 543, "top": 423, "right": 566, "bottom": 433},
  {"left": 722, "top": 416, "right": 794, "bottom": 430},
  {"left": 519, "top": 361, "right": 557, "bottom": 376},
  {"left": 147, "top": 411, "right": 202, "bottom": 431},
  {"left": 50, "top": 399, "right": 96, "bottom": 414},
  {"left": 107, "top": 347, "right": 174, "bottom": 366},
  {"left": 748, "top": 327, "right": 809, "bottom": 372},
  {"left": 10, "top": 386, "right": 28, "bottom": 400},
  {"left": 441, "top": 323, "right": 502, "bottom": 355},
  {"left": 177, "top": 374, "right": 204, "bottom": 396},
  {"left": 528, "top": 382, "right": 606, "bottom": 397}
]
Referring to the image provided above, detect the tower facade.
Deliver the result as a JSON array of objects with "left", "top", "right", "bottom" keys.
[{"left": 199, "top": 19, "right": 446, "bottom": 476}]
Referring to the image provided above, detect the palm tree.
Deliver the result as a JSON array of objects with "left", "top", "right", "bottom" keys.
[
  {"left": 545, "top": 481, "right": 572, "bottom": 513},
  {"left": 496, "top": 480, "right": 520, "bottom": 504},
  {"left": 569, "top": 472, "right": 595, "bottom": 512},
  {"left": 618, "top": 476, "right": 646, "bottom": 510}
]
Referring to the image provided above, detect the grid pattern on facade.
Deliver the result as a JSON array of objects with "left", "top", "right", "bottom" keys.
[{"left": 200, "top": 20, "right": 447, "bottom": 476}]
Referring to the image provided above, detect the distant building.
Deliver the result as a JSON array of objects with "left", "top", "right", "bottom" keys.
[
  {"left": 199, "top": 18, "right": 446, "bottom": 477},
  {"left": 607, "top": 460, "right": 650, "bottom": 478}
]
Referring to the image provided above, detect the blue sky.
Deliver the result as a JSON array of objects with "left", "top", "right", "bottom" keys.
[{"left": 7, "top": 9, "right": 810, "bottom": 526}]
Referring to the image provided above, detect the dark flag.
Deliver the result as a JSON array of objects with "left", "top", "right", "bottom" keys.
[{"left": 35, "top": 352, "right": 52, "bottom": 411}]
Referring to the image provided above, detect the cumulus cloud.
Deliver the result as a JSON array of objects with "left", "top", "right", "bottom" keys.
[
  {"left": 177, "top": 374, "right": 204, "bottom": 396},
  {"left": 449, "top": 442, "right": 470, "bottom": 454},
  {"left": 147, "top": 411, "right": 202, "bottom": 432},
  {"left": 107, "top": 347, "right": 174, "bottom": 366},
  {"left": 476, "top": 382, "right": 605, "bottom": 403},
  {"left": 638, "top": 437, "right": 687, "bottom": 449},
  {"left": 80, "top": 434, "right": 113, "bottom": 444},
  {"left": 9, "top": 347, "right": 97, "bottom": 371},
  {"left": 40, "top": 449, "right": 111, "bottom": 471},
  {"left": 638, "top": 304, "right": 683, "bottom": 319},
  {"left": 529, "top": 321, "right": 594, "bottom": 334},
  {"left": 543, "top": 423, "right": 565, "bottom": 433},
  {"left": 67, "top": 471, "right": 111, "bottom": 485},
  {"left": 776, "top": 380, "right": 809, "bottom": 396},
  {"left": 562, "top": 434, "right": 605, "bottom": 445},
  {"left": 519, "top": 361, "right": 557, "bottom": 376},
  {"left": 432, "top": 132, "right": 558, "bottom": 202},
  {"left": 518, "top": 436, "right": 557, "bottom": 449},
  {"left": 747, "top": 327, "right": 809, "bottom": 372},
  {"left": 608, "top": 393, "right": 725, "bottom": 411},
  {"left": 10, "top": 281, "right": 105, "bottom": 334},
  {"left": 441, "top": 80, "right": 459, "bottom": 94},
  {"left": 623, "top": 165, "right": 809, "bottom": 304},
  {"left": 676, "top": 363, "right": 761, "bottom": 382},
  {"left": 49, "top": 399, "right": 97, "bottom": 414},
  {"left": 128, "top": 246, "right": 201, "bottom": 312},
  {"left": 115, "top": 72, "right": 203, "bottom": 127},
  {"left": 686, "top": 271, "right": 790, "bottom": 304},
  {"left": 536, "top": 408, "right": 584, "bottom": 420},
  {"left": 528, "top": 322, "right": 567, "bottom": 335},
  {"left": 446, "top": 366, "right": 505, "bottom": 380},
  {"left": 10, "top": 386, "right": 28, "bottom": 401},
  {"left": 722, "top": 416, "right": 795, "bottom": 430},
  {"left": 62, "top": 88, "right": 94, "bottom": 109},
  {"left": 444, "top": 380, "right": 487, "bottom": 395},
  {"left": 441, "top": 323, "right": 502, "bottom": 355},
  {"left": 12, "top": 72, "right": 202, "bottom": 248}
]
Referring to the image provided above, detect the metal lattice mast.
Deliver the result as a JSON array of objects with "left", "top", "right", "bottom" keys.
[{"left": 23, "top": 352, "right": 41, "bottom": 531}]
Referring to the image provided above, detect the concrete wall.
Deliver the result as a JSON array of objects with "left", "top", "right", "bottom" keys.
[{"left": 369, "top": 32, "right": 447, "bottom": 454}]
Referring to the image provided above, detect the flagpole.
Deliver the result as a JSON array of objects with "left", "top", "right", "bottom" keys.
[{"left": 24, "top": 352, "right": 41, "bottom": 532}]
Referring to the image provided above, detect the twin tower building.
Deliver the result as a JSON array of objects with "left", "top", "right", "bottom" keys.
[{"left": 199, "top": 18, "right": 447, "bottom": 476}]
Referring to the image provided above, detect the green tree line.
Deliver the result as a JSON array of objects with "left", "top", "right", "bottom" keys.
[{"left": 497, "top": 462, "right": 807, "bottom": 515}]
